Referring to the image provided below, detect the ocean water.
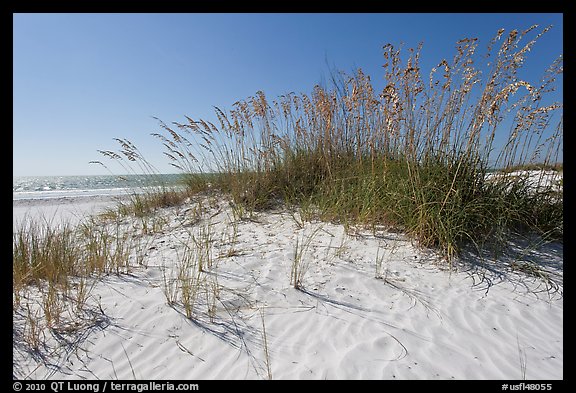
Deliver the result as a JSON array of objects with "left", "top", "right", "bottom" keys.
[{"left": 13, "top": 174, "right": 185, "bottom": 201}]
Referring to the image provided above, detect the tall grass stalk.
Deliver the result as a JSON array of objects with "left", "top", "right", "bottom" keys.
[
  {"left": 175, "top": 244, "right": 202, "bottom": 319},
  {"left": 517, "top": 335, "right": 528, "bottom": 380},
  {"left": 260, "top": 307, "right": 272, "bottom": 380},
  {"left": 290, "top": 227, "right": 321, "bottom": 290},
  {"left": 375, "top": 242, "right": 387, "bottom": 280},
  {"left": 193, "top": 222, "right": 215, "bottom": 273}
]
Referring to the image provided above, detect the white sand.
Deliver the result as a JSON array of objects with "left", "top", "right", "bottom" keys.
[
  {"left": 13, "top": 194, "right": 563, "bottom": 380},
  {"left": 13, "top": 195, "right": 124, "bottom": 229}
]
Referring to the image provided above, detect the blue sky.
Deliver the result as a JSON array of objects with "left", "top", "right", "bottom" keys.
[{"left": 13, "top": 13, "right": 563, "bottom": 176}]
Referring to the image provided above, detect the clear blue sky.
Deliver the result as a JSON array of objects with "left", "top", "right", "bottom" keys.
[{"left": 13, "top": 13, "right": 563, "bottom": 176}]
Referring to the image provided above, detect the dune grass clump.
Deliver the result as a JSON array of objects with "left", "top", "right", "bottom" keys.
[
  {"left": 13, "top": 213, "right": 143, "bottom": 354},
  {"left": 161, "top": 221, "right": 221, "bottom": 322},
  {"left": 13, "top": 217, "right": 80, "bottom": 291},
  {"left": 97, "top": 25, "right": 562, "bottom": 263}
]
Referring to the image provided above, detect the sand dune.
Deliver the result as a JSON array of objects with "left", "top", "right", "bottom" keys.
[{"left": 13, "top": 195, "right": 563, "bottom": 380}]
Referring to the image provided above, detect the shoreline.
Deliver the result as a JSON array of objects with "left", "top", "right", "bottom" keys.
[{"left": 13, "top": 194, "right": 125, "bottom": 229}]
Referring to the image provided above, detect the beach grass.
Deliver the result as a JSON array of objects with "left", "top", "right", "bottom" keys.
[
  {"left": 92, "top": 25, "right": 562, "bottom": 262},
  {"left": 12, "top": 212, "right": 139, "bottom": 354}
]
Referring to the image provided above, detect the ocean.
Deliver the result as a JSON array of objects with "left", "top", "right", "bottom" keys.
[{"left": 13, "top": 174, "right": 185, "bottom": 201}]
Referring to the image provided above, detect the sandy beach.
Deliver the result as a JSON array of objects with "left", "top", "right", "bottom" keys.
[
  {"left": 12, "top": 192, "right": 563, "bottom": 380},
  {"left": 13, "top": 195, "right": 125, "bottom": 229}
]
